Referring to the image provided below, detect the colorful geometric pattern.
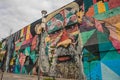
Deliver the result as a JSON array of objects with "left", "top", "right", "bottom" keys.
[{"left": 0, "top": 0, "right": 120, "bottom": 80}]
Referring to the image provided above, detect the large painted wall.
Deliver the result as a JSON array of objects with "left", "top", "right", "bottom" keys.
[
  {"left": 0, "top": 0, "right": 120, "bottom": 80},
  {"left": 82, "top": 0, "right": 120, "bottom": 80}
]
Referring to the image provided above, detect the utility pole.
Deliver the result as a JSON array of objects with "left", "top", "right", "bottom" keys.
[{"left": 38, "top": 10, "right": 47, "bottom": 80}]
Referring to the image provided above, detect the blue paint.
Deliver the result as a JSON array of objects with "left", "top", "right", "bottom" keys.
[{"left": 102, "top": 60, "right": 120, "bottom": 76}]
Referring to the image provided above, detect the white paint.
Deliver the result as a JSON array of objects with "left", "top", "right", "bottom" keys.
[{"left": 101, "top": 63, "right": 120, "bottom": 80}]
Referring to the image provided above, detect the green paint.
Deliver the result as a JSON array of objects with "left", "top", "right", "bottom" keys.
[
  {"left": 81, "top": 29, "right": 96, "bottom": 45},
  {"left": 101, "top": 48, "right": 120, "bottom": 61},
  {"left": 97, "top": 31, "right": 110, "bottom": 43},
  {"left": 94, "top": 7, "right": 120, "bottom": 20}
]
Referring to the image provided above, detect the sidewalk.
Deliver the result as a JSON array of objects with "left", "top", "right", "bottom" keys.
[
  {"left": 0, "top": 71, "right": 76, "bottom": 80},
  {"left": 0, "top": 72, "right": 37, "bottom": 80}
]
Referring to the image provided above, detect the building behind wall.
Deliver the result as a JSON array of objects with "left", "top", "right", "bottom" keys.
[{"left": 0, "top": 0, "right": 120, "bottom": 80}]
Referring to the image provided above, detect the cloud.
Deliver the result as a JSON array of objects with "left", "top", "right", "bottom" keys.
[{"left": 0, "top": 0, "right": 73, "bottom": 40}]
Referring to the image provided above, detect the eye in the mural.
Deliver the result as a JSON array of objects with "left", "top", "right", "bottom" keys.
[
  {"left": 49, "top": 29, "right": 62, "bottom": 39},
  {"left": 65, "top": 24, "right": 79, "bottom": 38}
]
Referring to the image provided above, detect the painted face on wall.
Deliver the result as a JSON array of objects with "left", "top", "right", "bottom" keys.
[
  {"left": 45, "top": 6, "right": 86, "bottom": 79},
  {"left": 46, "top": 7, "right": 79, "bottom": 47}
]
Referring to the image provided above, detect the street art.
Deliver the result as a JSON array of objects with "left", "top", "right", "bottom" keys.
[
  {"left": 78, "top": 0, "right": 120, "bottom": 80},
  {"left": 45, "top": 2, "right": 85, "bottom": 79},
  {"left": 0, "top": 0, "right": 120, "bottom": 80}
]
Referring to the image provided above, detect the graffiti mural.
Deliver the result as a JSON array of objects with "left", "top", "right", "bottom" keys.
[
  {"left": 0, "top": 0, "right": 120, "bottom": 80},
  {"left": 46, "top": 3, "right": 86, "bottom": 79},
  {"left": 77, "top": 0, "right": 120, "bottom": 80}
]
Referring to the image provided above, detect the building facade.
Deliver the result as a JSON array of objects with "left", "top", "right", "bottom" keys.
[{"left": 0, "top": 0, "right": 120, "bottom": 80}]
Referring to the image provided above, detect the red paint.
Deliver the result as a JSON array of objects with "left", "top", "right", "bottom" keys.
[
  {"left": 58, "top": 56, "right": 71, "bottom": 62},
  {"left": 104, "top": 0, "right": 109, "bottom": 2},
  {"left": 86, "top": 6, "right": 94, "bottom": 17},
  {"left": 109, "top": 37, "right": 120, "bottom": 53},
  {"left": 108, "top": 0, "right": 120, "bottom": 9},
  {"left": 95, "top": 19, "right": 104, "bottom": 32},
  {"left": 59, "top": 30, "right": 69, "bottom": 42},
  {"left": 93, "top": 0, "right": 97, "bottom": 4}
]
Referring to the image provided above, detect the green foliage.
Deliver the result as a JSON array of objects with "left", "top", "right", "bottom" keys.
[{"left": 43, "top": 77, "right": 55, "bottom": 80}]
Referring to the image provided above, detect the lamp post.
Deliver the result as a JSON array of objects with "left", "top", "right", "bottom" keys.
[
  {"left": 41, "top": 10, "right": 47, "bottom": 30},
  {"left": 38, "top": 10, "right": 47, "bottom": 80}
]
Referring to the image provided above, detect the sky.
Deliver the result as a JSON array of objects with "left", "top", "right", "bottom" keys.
[{"left": 0, "top": 0, "right": 74, "bottom": 40}]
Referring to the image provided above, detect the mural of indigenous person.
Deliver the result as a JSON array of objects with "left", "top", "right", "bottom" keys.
[
  {"left": 44, "top": 2, "right": 86, "bottom": 80},
  {"left": 1, "top": 0, "right": 120, "bottom": 80},
  {"left": 43, "top": 1, "right": 120, "bottom": 79}
]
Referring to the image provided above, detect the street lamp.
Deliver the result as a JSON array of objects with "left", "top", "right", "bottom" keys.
[
  {"left": 41, "top": 10, "right": 47, "bottom": 29},
  {"left": 38, "top": 10, "right": 47, "bottom": 80}
]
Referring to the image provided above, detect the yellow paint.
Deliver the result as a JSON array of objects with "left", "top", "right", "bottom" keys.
[
  {"left": 26, "top": 25, "right": 30, "bottom": 40},
  {"left": 77, "top": 11, "right": 84, "bottom": 23},
  {"left": 97, "top": 1, "right": 106, "bottom": 14},
  {"left": 45, "top": 36, "right": 50, "bottom": 43},
  {"left": 115, "top": 23, "right": 120, "bottom": 41},
  {"left": 57, "top": 39, "right": 72, "bottom": 48},
  {"left": 71, "top": 30, "right": 79, "bottom": 35},
  {"left": 20, "top": 28, "right": 24, "bottom": 38}
]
